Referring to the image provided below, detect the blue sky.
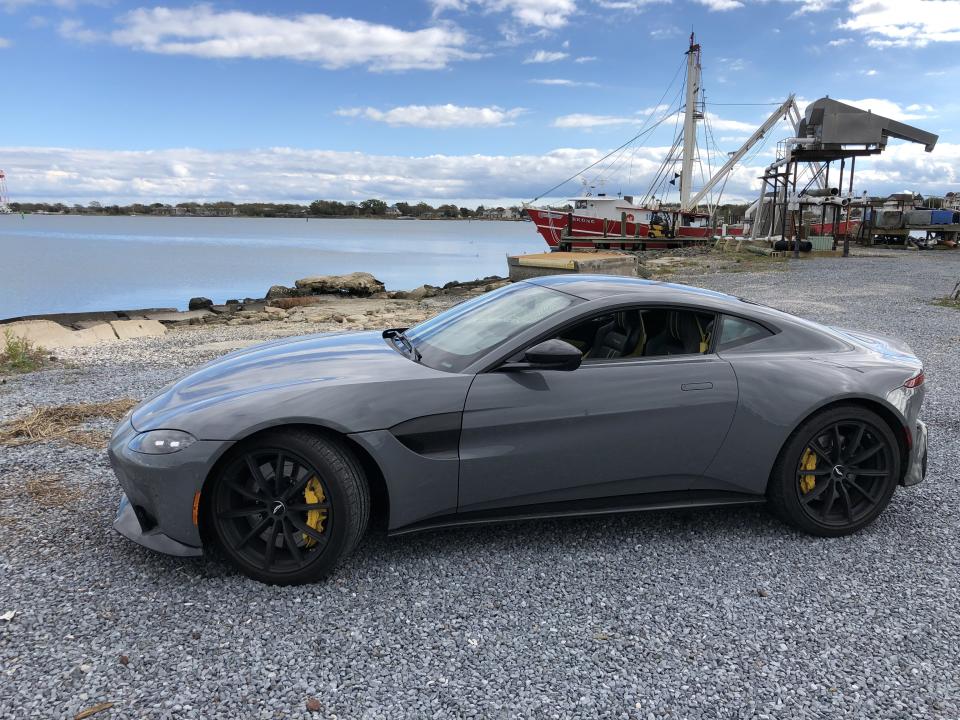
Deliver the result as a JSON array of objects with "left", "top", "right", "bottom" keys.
[{"left": 2, "top": 0, "right": 959, "bottom": 205}]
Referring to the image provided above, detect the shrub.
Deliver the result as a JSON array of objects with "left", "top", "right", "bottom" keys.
[{"left": 0, "top": 330, "right": 47, "bottom": 374}]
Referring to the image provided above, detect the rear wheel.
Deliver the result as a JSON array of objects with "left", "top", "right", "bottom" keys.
[
  {"left": 768, "top": 405, "right": 900, "bottom": 536},
  {"left": 208, "top": 429, "right": 369, "bottom": 584}
]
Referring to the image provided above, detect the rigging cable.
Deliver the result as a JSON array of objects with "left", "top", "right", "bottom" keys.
[
  {"left": 528, "top": 109, "right": 682, "bottom": 204},
  {"left": 590, "top": 56, "right": 687, "bottom": 189},
  {"left": 643, "top": 92, "right": 686, "bottom": 206}
]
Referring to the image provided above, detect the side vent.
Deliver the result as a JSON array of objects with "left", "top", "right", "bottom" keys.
[{"left": 389, "top": 413, "right": 462, "bottom": 459}]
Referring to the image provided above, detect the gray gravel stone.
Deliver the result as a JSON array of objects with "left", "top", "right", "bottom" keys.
[{"left": 1, "top": 251, "right": 959, "bottom": 719}]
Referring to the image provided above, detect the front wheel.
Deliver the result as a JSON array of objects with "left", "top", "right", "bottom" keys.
[
  {"left": 768, "top": 405, "right": 900, "bottom": 537},
  {"left": 207, "top": 429, "right": 369, "bottom": 584}
]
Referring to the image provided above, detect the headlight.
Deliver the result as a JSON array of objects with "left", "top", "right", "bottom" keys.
[{"left": 128, "top": 429, "right": 197, "bottom": 455}]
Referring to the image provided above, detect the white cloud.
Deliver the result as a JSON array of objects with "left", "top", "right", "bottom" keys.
[
  {"left": 87, "top": 6, "right": 479, "bottom": 71},
  {"left": 552, "top": 113, "right": 636, "bottom": 128},
  {"left": 695, "top": 0, "right": 837, "bottom": 11},
  {"left": 840, "top": 0, "right": 960, "bottom": 48},
  {"left": 530, "top": 77, "right": 599, "bottom": 86},
  {"left": 861, "top": 68, "right": 878, "bottom": 76},
  {"left": 336, "top": 104, "right": 526, "bottom": 128},
  {"left": 837, "top": 98, "right": 934, "bottom": 121},
  {"left": 694, "top": 0, "right": 744, "bottom": 10},
  {"left": 649, "top": 25, "right": 682, "bottom": 39},
  {"left": 432, "top": 0, "right": 577, "bottom": 29},
  {"left": 524, "top": 49, "right": 568, "bottom": 63},
  {"left": 553, "top": 104, "right": 685, "bottom": 128},
  {"left": 4, "top": 140, "right": 954, "bottom": 206},
  {"left": 593, "top": 0, "right": 670, "bottom": 8},
  {"left": 717, "top": 57, "right": 747, "bottom": 71},
  {"left": 0, "top": 145, "right": 622, "bottom": 204},
  {"left": 828, "top": 37, "right": 852, "bottom": 46},
  {"left": 789, "top": 0, "right": 838, "bottom": 14},
  {"left": 58, "top": 18, "right": 103, "bottom": 43},
  {"left": 846, "top": 142, "right": 960, "bottom": 191},
  {"left": 794, "top": 96, "right": 935, "bottom": 122},
  {"left": 0, "top": 37, "right": 10, "bottom": 48},
  {"left": 704, "top": 113, "right": 757, "bottom": 132},
  {"left": 574, "top": 55, "right": 597, "bottom": 62}
]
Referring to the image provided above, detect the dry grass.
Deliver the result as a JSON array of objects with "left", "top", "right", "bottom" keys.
[
  {"left": 25, "top": 472, "right": 84, "bottom": 507},
  {"left": 933, "top": 296, "right": 960, "bottom": 310},
  {"left": 0, "top": 398, "right": 138, "bottom": 448}
]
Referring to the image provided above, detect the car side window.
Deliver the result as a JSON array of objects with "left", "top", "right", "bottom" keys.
[
  {"left": 552, "top": 308, "right": 717, "bottom": 362},
  {"left": 717, "top": 315, "right": 772, "bottom": 351}
]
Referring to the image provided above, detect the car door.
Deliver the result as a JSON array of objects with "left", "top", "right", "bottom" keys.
[{"left": 457, "top": 317, "right": 739, "bottom": 514}]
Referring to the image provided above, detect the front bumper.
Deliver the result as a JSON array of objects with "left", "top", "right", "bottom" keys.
[
  {"left": 114, "top": 493, "right": 202, "bottom": 557},
  {"left": 902, "top": 419, "right": 928, "bottom": 487},
  {"left": 108, "top": 419, "right": 233, "bottom": 555}
]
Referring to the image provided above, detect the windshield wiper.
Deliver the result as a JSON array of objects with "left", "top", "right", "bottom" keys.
[{"left": 385, "top": 329, "right": 422, "bottom": 362}]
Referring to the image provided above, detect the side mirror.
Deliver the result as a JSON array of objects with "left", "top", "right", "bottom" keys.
[{"left": 503, "top": 339, "right": 582, "bottom": 372}]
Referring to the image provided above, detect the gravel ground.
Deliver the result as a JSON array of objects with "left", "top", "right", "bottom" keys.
[{"left": 1, "top": 251, "right": 959, "bottom": 719}]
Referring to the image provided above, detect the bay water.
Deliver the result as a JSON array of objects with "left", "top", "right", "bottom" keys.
[{"left": 0, "top": 215, "right": 545, "bottom": 318}]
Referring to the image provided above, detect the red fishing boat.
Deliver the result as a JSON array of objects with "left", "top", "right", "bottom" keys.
[{"left": 526, "top": 34, "right": 797, "bottom": 251}]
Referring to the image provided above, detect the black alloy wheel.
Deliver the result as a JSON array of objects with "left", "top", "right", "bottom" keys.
[
  {"left": 208, "top": 430, "right": 369, "bottom": 584},
  {"left": 768, "top": 405, "right": 901, "bottom": 537}
]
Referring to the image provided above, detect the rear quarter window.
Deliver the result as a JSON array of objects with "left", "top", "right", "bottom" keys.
[{"left": 717, "top": 315, "right": 773, "bottom": 351}]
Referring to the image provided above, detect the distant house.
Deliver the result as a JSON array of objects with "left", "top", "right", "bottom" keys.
[{"left": 385, "top": 205, "right": 402, "bottom": 216}]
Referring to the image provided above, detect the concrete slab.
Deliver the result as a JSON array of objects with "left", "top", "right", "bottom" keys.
[
  {"left": 110, "top": 319, "right": 166, "bottom": 340},
  {"left": 3, "top": 320, "right": 85, "bottom": 348},
  {"left": 72, "top": 323, "right": 119, "bottom": 344},
  {"left": 507, "top": 252, "right": 638, "bottom": 281}
]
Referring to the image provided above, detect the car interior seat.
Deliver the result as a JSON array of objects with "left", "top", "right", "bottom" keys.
[
  {"left": 588, "top": 310, "right": 645, "bottom": 359},
  {"left": 645, "top": 311, "right": 713, "bottom": 355}
]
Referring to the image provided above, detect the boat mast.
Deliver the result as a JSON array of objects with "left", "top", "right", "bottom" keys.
[{"left": 679, "top": 33, "right": 701, "bottom": 213}]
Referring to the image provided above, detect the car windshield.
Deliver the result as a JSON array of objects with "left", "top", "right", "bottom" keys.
[{"left": 404, "top": 282, "right": 580, "bottom": 372}]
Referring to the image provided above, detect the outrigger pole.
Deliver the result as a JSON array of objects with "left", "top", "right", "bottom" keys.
[{"left": 682, "top": 95, "right": 801, "bottom": 213}]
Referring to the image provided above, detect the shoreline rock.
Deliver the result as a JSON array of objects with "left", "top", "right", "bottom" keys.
[
  {"left": 293, "top": 272, "right": 386, "bottom": 297},
  {"left": 0, "top": 273, "right": 510, "bottom": 347}
]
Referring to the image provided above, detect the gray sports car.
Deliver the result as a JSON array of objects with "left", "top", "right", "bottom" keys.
[{"left": 109, "top": 275, "right": 928, "bottom": 584}]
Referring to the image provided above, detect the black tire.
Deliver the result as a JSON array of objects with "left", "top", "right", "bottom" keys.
[
  {"left": 767, "top": 405, "right": 900, "bottom": 537},
  {"left": 207, "top": 429, "right": 369, "bottom": 585}
]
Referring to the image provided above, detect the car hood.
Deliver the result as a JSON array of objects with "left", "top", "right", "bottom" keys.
[{"left": 131, "top": 330, "right": 442, "bottom": 433}]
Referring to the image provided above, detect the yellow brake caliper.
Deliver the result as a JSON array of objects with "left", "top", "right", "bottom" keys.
[
  {"left": 799, "top": 448, "right": 817, "bottom": 494},
  {"left": 302, "top": 477, "right": 328, "bottom": 547}
]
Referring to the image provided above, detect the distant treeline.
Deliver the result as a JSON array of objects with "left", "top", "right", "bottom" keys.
[
  {"left": 9, "top": 199, "right": 526, "bottom": 219},
  {"left": 9, "top": 199, "right": 748, "bottom": 222}
]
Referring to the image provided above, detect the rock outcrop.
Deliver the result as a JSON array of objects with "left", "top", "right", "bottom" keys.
[
  {"left": 188, "top": 297, "right": 213, "bottom": 311},
  {"left": 294, "top": 272, "right": 386, "bottom": 297},
  {"left": 265, "top": 285, "right": 297, "bottom": 300}
]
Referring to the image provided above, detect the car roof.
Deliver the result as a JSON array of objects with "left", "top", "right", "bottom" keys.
[{"left": 524, "top": 274, "right": 744, "bottom": 306}]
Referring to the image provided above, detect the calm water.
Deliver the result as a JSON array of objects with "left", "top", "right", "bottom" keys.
[{"left": 0, "top": 215, "right": 545, "bottom": 318}]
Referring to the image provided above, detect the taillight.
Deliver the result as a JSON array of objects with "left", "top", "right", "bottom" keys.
[{"left": 904, "top": 371, "right": 925, "bottom": 389}]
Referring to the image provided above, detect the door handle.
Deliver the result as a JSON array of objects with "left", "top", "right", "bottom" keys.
[{"left": 681, "top": 382, "right": 713, "bottom": 391}]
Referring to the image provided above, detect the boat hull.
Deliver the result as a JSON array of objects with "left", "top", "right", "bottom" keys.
[{"left": 528, "top": 209, "right": 743, "bottom": 250}]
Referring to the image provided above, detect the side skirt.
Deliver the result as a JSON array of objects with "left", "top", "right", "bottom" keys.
[{"left": 388, "top": 490, "right": 766, "bottom": 537}]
